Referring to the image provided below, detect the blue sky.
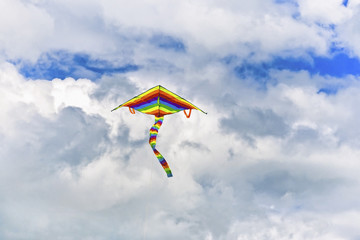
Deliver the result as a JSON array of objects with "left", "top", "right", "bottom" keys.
[
  {"left": 15, "top": 51, "right": 140, "bottom": 80},
  {"left": 230, "top": 49, "right": 360, "bottom": 93},
  {"left": 1, "top": 0, "right": 360, "bottom": 239},
  {"left": 16, "top": 47, "right": 360, "bottom": 83}
]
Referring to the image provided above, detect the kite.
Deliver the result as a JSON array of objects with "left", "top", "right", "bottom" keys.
[{"left": 111, "top": 85, "right": 207, "bottom": 177}]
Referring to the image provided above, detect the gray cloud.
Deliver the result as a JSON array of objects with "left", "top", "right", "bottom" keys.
[
  {"left": 92, "top": 74, "right": 139, "bottom": 101},
  {"left": 180, "top": 140, "right": 210, "bottom": 152},
  {"left": 250, "top": 169, "right": 341, "bottom": 199},
  {"left": 41, "top": 107, "right": 110, "bottom": 165},
  {"left": 221, "top": 107, "right": 289, "bottom": 138}
]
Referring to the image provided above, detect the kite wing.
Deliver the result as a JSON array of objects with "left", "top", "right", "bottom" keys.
[{"left": 111, "top": 85, "right": 207, "bottom": 117}]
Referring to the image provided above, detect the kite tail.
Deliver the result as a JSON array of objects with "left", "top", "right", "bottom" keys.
[{"left": 149, "top": 116, "right": 173, "bottom": 177}]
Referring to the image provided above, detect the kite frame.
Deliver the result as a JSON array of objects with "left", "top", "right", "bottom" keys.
[{"left": 111, "top": 85, "right": 207, "bottom": 115}]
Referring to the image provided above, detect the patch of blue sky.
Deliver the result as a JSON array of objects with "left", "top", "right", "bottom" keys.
[
  {"left": 150, "top": 34, "right": 186, "bottom": 52},
  {"left": 230, "top": 50, "right": 360, "bottom": 94},
  {"left": 274, "top": 0, "right": 298, "bottom": 5},
  {"left": 232, "top": 50, "right": 360, "bottom": 79},
  {"left": 314, "top": 53, "right": 360, "bottom": 77},
  {"left": 15, "top": 50, "right": 139, "bottom": 81},
  {"left": 342, "top": 0, "right": 349, "bottom": 7},
  {"left": 234, "top": 63, "right": 270, "bottom": 80},
  {"left": 274, "top": 0, "right": 299, "bottom": 12},
  {"left": 317, "top": 87, "right": 339, "bottom": 95}
]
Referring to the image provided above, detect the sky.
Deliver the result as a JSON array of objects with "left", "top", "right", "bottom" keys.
[{"left": 1, "top": 0, "right": 360, "bottom": 239}]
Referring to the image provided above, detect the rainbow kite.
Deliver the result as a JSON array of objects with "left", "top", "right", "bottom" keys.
[{"left": 111, "top": 85, "right": 206, "bottom": 177}]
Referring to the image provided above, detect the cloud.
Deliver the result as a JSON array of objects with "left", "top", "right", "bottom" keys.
[
  {"left": 336, "top": 2, "right": 360, "bottom": 57},
  {"left": 1, "top": 0, "right": 360, "bottom": 239},
  {"left": 0, "top": 0, "right": 54, "bottom": 60},
  {"left": 221, "top": 107, "right": 289, "bottom": 139},
  {"left": 222, "top": 213, "right": 345, "bottom": 240},
  {"left": 150, "top": 34, "right": 186, "bottom": 52},
  {"left": 297, "top": 0, "right": 351, "bottom": 25},
  {"left": 180, "top": 140, "right": 210, "bottom": 152},
  {"left": 2, "top": 57, "right": 360, "bottom": 239},
  {"left": 0, "top": 0, "right": 339, "bottom": 64}
]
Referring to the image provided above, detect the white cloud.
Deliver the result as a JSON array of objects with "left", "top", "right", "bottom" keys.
[
  {"left": 224, "top": 213, "right": 345, "bottom": 240},
  {"left": 336, "top": 2, "right": 360, "bottom": 57},
  {"left": 1, "top": 0, "right": 360, "bottom": 239},
  {"left": 0, "top": 0, "right": 54, "bottom": 60},
  {"left": 0, "top": 0, "right": 342, "bottom": 63},
  {"left": 298, "top": 0, "right": 351, "bottom": 25},
  {"left": 2, "top": 58, "right": 360, "bottom": 238},
  {"left": 99, "top": 0, "right": 333, "bottom": 59}
]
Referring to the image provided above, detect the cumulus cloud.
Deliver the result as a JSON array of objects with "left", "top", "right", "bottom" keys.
[
  {"left": 1, "top": 0, "right": 360, "bottom": 239},
  {"left": 221, "top": 107, "right": 290, "bottom": 139},
  {"left": 2, "top": 59, "right": 360, "bottom": 239},
  {"left": 297, "top": 0, "right": 351, "bottom": 25},
  {"left": 0, "top": 0, "right": 342, "bottom": 64},
  {"left": 336, "top": 1, "right": 360, "bottom": 57},
  {"left": 0, "top": 0, "right": 54, "bottom": 60}
]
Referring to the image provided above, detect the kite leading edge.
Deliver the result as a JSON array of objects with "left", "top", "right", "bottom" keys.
[{"left": 111, "top": 85, "right": 207, "bottom": 177}]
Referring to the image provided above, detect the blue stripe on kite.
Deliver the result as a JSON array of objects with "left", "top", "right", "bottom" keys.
[
  {"left": 136, "top": 104, "right": 159, "bottom": 112},
  {"left": 160, "top": 97, "right": 187, "bottom": 111},
  {"left": 132, "top": 98, "right": 158, "bottom": 109}
]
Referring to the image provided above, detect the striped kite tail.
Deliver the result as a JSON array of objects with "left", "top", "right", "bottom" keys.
[{"left": 149, "top": 116, "right": 173, "bottom": 177}]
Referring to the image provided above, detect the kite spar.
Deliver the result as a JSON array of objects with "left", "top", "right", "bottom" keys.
[{"left": 111, "top": 85, "right": 206, "bottom": 177}]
